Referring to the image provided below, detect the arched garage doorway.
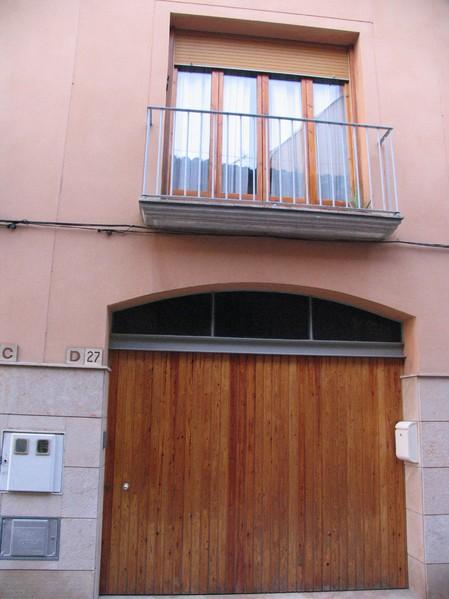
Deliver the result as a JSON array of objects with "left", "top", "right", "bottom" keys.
[{"left": 100, "top": 292, "right": 407, "bottom": 595}]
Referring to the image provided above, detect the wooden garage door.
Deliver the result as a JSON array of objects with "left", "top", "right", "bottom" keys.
[{"left": 100, "top": 350, "right": 407, "bottom": 595}]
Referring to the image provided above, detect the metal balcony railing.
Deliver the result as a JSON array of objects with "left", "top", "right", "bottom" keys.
[{"left": 142, "top": 106, "right": 399, "bottom": 214}]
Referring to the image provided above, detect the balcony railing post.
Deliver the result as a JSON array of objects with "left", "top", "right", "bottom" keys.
[
  {"left": 197, "top": 111, "right": 203, "bottom": 198},
  {"left": 277, "top": 118, "right": 283, "bottom": 202},
  {"left": 303, "top": 122, "right": 309, "bottom": 205},
  {"left": 169, "top": 111, "right": 175, "bottom": 196},
  {"left": 316, "top": 123, "right": 323, "bottom": 206},
  {"left": 377, "top": 129, "right": 386, "bottom": 211},
  {"left": 252, "top": 115, "right": 256, "bottom": 201},
  {"left": 225, "top": 113, "right": 229, "bottom": 199},
  {"left": 239, "top": 114, "right": 243, "bottom": 201},
  {"left": 328, "top": 123, "right": 336, "bottom": 207},
  {"left": 352, "top": 126, "right": 362, "bottom": 209},
  {"left": 265, "top": 117, "right": 269, "bottom": 203},
  {"left": 364, "top": 128, "right": 374, "bottom": 209},
  {"left": 290, "top": 119, "right": 296, "bottom": 204},
  {"left": 155, "top": 109, "right": 163, "bottom": 196},
  {"left": 211, "top": 112, "right": 216, "bottom": 199},
  {"left": 340, "top": 123, "right": 349, "bottom": 207},
  {"left": 183, "top": 111, "right": 190, "bottom": 196},
  {"left": 142, "top": 107, "right": 152, "bottom": 196},
  {"left": 389, "top": 132, "right": 399, "bottom": 213}
]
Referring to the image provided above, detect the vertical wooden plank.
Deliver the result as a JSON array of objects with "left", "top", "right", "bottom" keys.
[
  {"left": 243, "top": 354, "right": 256, "bottom": 592},
  {"left": 225, "top": 354, "right": 238, "bottom": 592},
  {"left": 277, "top": 355, "right": 290, "bottom": 591},
  {"left": 348, "top": 358, "right": 365, "bottom": 589},
  {"left": 381, "top": 359, "right": 408, "bottom": 588},
  {"left": 261, "top": 354, "right": 273, "bottom": 591},
  {"left": 336, "top": 358, "right": 349, "bottom": 590},
  {"left": 312, "top": 358, "right": 324, "bottom": 591},
  {"left": 155, "top": 352, "right": 170, "bottom": 593},
  {"left": 172, "top": 353, "right": 186, "bottom": 593},
  {"left": 207, "top": 353, "right": 222, "bottom": 591},
  {"left": 320, "top": 357, "right": 334, "bottom": 591},
  {"left": 287, "top": 355, "right": 303, "bottom": 590},
  {"left": 378, "top": 358, "right": 391, "bottom": 588},
  {"left": 198, "top": 353, "right": 213, "bottom": 593},
  {"left": 302, "top": 356, "right": 315, "bottom": 591},
  {"left": 180, "top": 352, "right": 194, "bottom": 593},
  {"left": 189, "top": 354, "right": 203, "bottom": 593},
  {"left": 234, "top": 354, "right": 247, "bottom": 593},
  {"left": 269, "top": 354, "right": 281, "bottom": 591},
  {"left": 118, "top": 351, "right": 136, "bottom": 593},
  {"left": 131, "top": 352, "right": 148, "bottom": 593},
  {"left": 371, "top": 358, "right": 383, "bottom": 588},
  {"left": 216, "top": 353, "right": 230, "bottom": 592},
  {"left": 252, "top": 354, "right": 265, "bottom": 592}
]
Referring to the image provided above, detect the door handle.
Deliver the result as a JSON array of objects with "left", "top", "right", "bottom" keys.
[{"left": 122, "top": 482, "right": 129, "bottom": 491}]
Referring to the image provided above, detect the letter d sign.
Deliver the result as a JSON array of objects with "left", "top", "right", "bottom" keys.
[{"left": 66, "top": 348, "right": 84, "bottom": 365}]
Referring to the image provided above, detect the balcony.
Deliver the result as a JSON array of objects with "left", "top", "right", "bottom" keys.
[{"left": 140, "top": 106, "right": 402, "bottom": 241}]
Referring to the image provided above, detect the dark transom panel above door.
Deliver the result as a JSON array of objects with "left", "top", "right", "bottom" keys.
[{"left": 100, "top": 350, "right": 407, "bottom": 595}]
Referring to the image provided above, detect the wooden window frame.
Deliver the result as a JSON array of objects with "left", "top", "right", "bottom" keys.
[{"left": 166, "top": 65, "right": 355, "bottom": 206}]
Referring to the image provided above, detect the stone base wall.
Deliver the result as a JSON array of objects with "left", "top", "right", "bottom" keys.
[
  {"left": 403, "top": 376, "right": 449, "bottom": 599},
  {"left": 0, "top": 365, "right": 107, "bottom": 599}
]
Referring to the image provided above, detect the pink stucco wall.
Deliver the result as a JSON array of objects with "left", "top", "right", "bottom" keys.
[{"left": 1, "top": 0, "right": 449, "bottom": 374}]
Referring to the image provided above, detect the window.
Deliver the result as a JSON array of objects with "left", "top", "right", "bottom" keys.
[
  {"left": 167, "top": 32, "right": 353, "bottom": 205},
  {"left": 112, "top": 293, "right": 402, "bottom": 344}
]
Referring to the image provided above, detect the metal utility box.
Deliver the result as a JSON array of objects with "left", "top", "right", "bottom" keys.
[
  {"left": 0, "top": 432, "right": 64, "bottom": 493},
  {"left": 395, "top": 421, "right": 419, "bottom": 463},
  {"left": 0, "top": 517, "right": 60, "bottom": 560}
]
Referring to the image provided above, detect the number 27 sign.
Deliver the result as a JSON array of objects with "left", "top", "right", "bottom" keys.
[{"left": 66, "top": 347, "right": 103, "bottom": 367}]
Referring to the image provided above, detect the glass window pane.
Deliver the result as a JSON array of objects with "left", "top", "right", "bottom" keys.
[
  {"left": 222, "top": 74, "right": 257, "bottom": 196},
  {"left": 314, "top": 83, "right": 350, "bottom": 203},
  {"left": 214, "top": 292, "right": 309, "bottom": 339},
  {"left": 173, "top": 71, "right": 211, "bottom": 193},
  {"left": 112, "top": 294, "right": 212, "bottom": 336},
  {"left": 312, "top": 298, "right": 402, "bottom": 342},
  {"left": 268, "top": 79, "right": 304, "bottom": 200}
]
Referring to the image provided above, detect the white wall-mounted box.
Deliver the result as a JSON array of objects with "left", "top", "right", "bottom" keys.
[
  {"left": 395, "top": 421, "right": 419, "bottom": 464},
  {"left": 0, "top": 432, "right": 64, "bottom": 493}
]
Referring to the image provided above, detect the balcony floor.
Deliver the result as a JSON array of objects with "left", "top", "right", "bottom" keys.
[{"left": 140, "top": 196, "right": 402, "bottom": 241}]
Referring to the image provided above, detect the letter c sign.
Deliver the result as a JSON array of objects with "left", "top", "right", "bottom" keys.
[{"left": 0, "top": 344, "right": 18, "bottom": 362}]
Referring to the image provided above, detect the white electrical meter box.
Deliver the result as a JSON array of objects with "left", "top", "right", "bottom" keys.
[
  {"left": 0, "top": 432, "right": 64, "bottom": 493},
  {"left": 395, "top": 421, "right": 419, "bottom": 464}
]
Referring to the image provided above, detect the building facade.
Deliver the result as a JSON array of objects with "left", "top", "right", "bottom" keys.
[{"left": 1, "top": 1, "right": 449, "bottom": 598}]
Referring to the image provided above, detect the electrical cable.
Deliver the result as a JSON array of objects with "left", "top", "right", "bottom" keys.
[{"left": 1, "top": 218, "right": 449, "bottom": 249}]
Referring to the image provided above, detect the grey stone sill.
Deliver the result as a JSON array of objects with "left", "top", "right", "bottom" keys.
[
  {"left": 0, "top": 362, "right": 110, "bottom": 371},
  {"left": 140, "top": 196, "right": 402, "bottom": 241}
]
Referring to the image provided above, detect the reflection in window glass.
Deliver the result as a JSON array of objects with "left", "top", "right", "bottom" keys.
[
  {"left": 312, "top": 299, "right": 402, "bottom": 342},
  {"left": 314, "top": 83, "right": 350, "bottom": 203},
  {"left": 269, "top": 79, "right": 304, "bottom": 200},
  {"left": 222, "top": 74, "right": 257, "bottom": 196},
  {"left": 112, "top": 294, "right": 212, "bottom": 336},
  {"left": 215, "top": 292, "right": 309, "bottom": 339},
  {"left": 173, "top": 71, "right": 211, "bottom": 193}
]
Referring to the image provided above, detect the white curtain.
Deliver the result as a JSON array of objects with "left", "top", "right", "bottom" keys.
[
  {"left": 314, "top": 83, "right": 349, "bottom": 202},
  {"left": 173, "top": 71, "right": 211, "bottom": 193},
  {"left": 222, "top": 74, "right": 257, "bottom": 195},
  {"left": 268, "top": 79, "right": 304, "bottom": 199}
]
